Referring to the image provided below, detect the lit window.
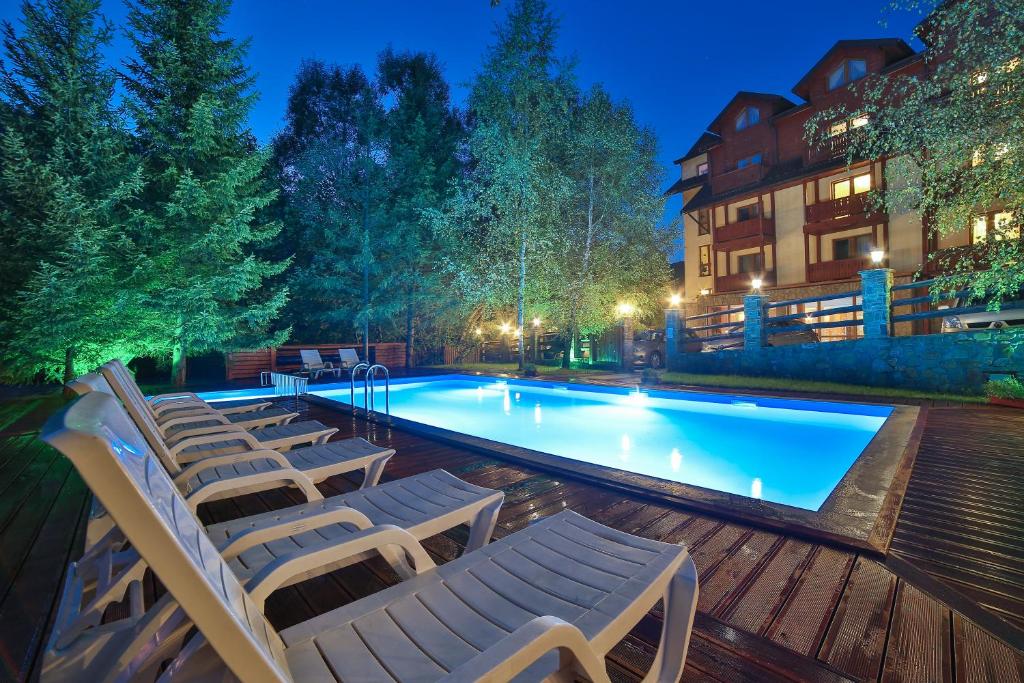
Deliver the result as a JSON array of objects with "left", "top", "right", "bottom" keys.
[
  {"left": 972, "top": 71, "right": 989, "bottom": 86},
  {"left": 850, "top": 115, "right": 869, "bottom": 129},
  {"left": 735, "top": 107, "right": 760, "bottom": 131},
  {"left": 995, "top": 212, "right": 1018, "bottom": 239},
  {"left": 828, "top": 59, "right": 868, "bottom": 91},
  {"left": 972, "top": 148, "right": 984, "bottom": 167},
  {"left": 829, "top": 121, "right": 849, "bottom": 137},
  {"left": 993, "top": 143, "right": 1010, "bottom": 160},
  {"left": 1004, "top": 57, "right": 1021, "bottom": 73},
  {"left": 971, "top": 216, "right": 987, "bottom": 243},
  {"left": 832, "top": 173, "right": 870, "bottom": 200},
  {"left": 853, "top": 173, "right": 871, "bottom": 194},
  {"left": 833, "top": 179, "right": 851, "bottom": 200},
  {"left": 697, "top": 161, "right": 709, "bottom": 176}
]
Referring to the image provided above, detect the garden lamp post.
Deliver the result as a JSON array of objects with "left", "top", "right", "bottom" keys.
[
  {"left": 532, "top": 317, "right": 541, "bottom": 362},
  {"left": 870, "top": 248, "right": 885, "bottom": 267},
  {"left": 617, "top": 302, "right": 635, "bottom": 372}
]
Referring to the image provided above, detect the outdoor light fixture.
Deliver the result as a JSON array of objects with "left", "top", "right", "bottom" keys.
[
  {"left": 751, "top": 277, "right": 763, "bottom": 291},
  {"left": 475, "top": 327, "right": 482, "bottom": 336},
  {"left": 699, "top": 288, "right": 710, "bottom": 296},
  {"left": 669, "top": 293, "right": 682, "bottom": 307},
  {"left": 532, "top": 317, "right": 541, "bottom": 327},
  {"left": 500, "top": 322, "right": 511, "bottom": 334},
  {"left": 870, "top": 248, "right": 885, "bottom": 265},
  {"left": 617, "top": 302, "right": 635, "bottom": 317}
]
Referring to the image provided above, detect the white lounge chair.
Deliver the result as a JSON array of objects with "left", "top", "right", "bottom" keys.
[
  {"left": 99, "top": 362, "right": 338, "bottom": 458},
  {"left": 337, "top": 347, "right": 361, "bottom": 370},
  {"left": 104, "top": 359, "right": 273, "bottom": 416},
  {"left": 42, "top": 392, "right": 698, "bottom": 683},
  {"left": 68, "top": 373, "right": 393, "bottom": 504},
  {"left": 301, "top": 349, "right": 340, "bottom": 380}
]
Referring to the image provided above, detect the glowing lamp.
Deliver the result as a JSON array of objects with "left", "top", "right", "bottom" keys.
[
  {"left": 699, "top": 288, "right": 710, "bottom": 296},
  {"left": 870, "top": 248, "right": 885, "bottom": 265},
  {"left": 532, "top": 317, "right": 541, "bottom": 328},
  {"left": 617, "top": 302, "right": 635, "bottom": 317},
  {"left": 750, "top": 278, "right": 763, "bottom": 291},
  {"left": 500, "top": 322, "right": 511, "bottom": 334},
  {"left": 474, "top": 327, "right": 482, "bottom": 336},
  {"left": 668, "top": 293, "right": 682, "bottom": 307}
]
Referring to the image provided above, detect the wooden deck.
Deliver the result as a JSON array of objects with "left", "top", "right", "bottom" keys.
[{"left": 1, "top": 391, "right": 1024, "bottom": 681}]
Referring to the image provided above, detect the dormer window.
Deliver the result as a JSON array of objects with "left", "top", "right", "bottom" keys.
[
  {"left": 736, "top": 153, "right": 762, "bottom": 169},
  {"left": 735, "top": 107, "right": 760, "bottom": 131},
  {"left": 827, "top": 59, "right": 867, "bottom": 91}
]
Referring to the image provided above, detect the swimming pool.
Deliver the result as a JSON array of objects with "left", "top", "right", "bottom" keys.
[{"left": 200, "top": 375, "right": 893, "bottom": 511}]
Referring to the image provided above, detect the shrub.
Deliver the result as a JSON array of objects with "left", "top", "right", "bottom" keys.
[
  {"left": 984, "top": 377, "right": 1024, "bottom": 400},
  {"left": 641, "top": 367, "right": 661, "bottom": 385}
]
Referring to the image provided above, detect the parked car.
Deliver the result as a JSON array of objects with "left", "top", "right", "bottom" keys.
[
  {"left": 941, "top": 297, "right": 1024, "bottom": 332},
  {"left": 702, "top": 319, "right": 819, "bottom": 352},
  {"left": 632, "top": 328, "right": 702, "bottom": 367}
]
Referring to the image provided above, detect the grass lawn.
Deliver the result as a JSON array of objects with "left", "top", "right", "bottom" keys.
[
  {"left": 659, "top": 371, "right": 985, "bottom": 403},
  {"left": 428, "top": 362, "right": 609, "bottom": 376}
]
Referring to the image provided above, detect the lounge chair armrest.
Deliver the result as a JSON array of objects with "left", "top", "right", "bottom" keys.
[
  {"left": 158, "top": 412, "right": 231, "bottom": 434},
  {"left": 217, "top": 505, "right": 375, "bottom": 558},
  {"left": 149, "top": 391, "right": 201, "bottom": 404},
  {"left": 439, "top": 616, "right": 611, "bottom": 683},
  {"left": 183, "top": 468, "right": 323, "bottom": 510},
  {"left": 246, "top": 525, "right": 436, "bottom": 608},
  {"left": 172, "top": 449, "right": 294, "bottom": 486},
  {"left": 152, "top": 405, "right": 215, "bottom": 420},
  {"left": 168, "top": 430, "right": 262, "bottom": 460},
  {"left": 164, "top": 423, "right": 248, "bottom": 449}
]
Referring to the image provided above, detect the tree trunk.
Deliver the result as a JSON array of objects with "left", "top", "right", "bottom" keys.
[
  {"left": 171, "top": 342, "right": 187, "bottom": 387},
  {"left": 362, "top": 182, "right": 370, "bottom": 361},
  {"left": 517, "top": 229, "right": 526, "bottom": 371},
  {"left": 62, "top": 347, "right": 76, "bottom": 397},
  {"left": 405, "top": 289, "right": 415, "bottom": 368},
  {"left": 564, "top": 172, "right": 597, "bottom": 370}
]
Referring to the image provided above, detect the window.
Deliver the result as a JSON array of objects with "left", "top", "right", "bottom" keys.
[
  {"left": 995, "top": 212, "right": 1018, "bottom": 239},
  {"left": 971, "top": 216, "right": 988, "bottom": 243},
  {"left": 736, "top": 153, "right": 762, "bottom": 170},
  {"left": 697, "top": 208, "right": 711, "bottom": 236},
  {"left": 971, "top": 212, "right": 1017, "bottom": 243},
  {"left": 830, "top": 114, "right": 869, "bottom": 138},
  {"left": 699, "top": 245, "right": 711, "bottom": 276},
  {"left": 831, "top": 173, "right": 871, "bottom": 199},
  {"left": 697, "top": 162, "right": 709, "bottom": 176},
  {"left": 828, "top": 59, "right": 868, "bottom": 91},
  {"left": 736, "top": 204, "right": 760, "bottom": 222},
  {"left": 737, "top": 253, "right": 762, "bottom": 274},
  {"left": 735, "top": 107, "right": 760, "bottom": 131},
  {"left": 850, "top": 115, "right": 870, "bottom": 129},
  {"left": 829, "top": 121, "right": 848, "bottom": 138},
  {"left": 833, "top": 234, "right": 872, "bottom": 260}
]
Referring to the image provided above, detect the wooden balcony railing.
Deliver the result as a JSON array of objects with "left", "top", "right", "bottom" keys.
[
  {"left": 715, "top": 270, "right": 776, "bottom": 293},
  {"left": 805, "top": 193, "right": 872, "bottom": 225},
  {"left": 713, "top": 216, "right": 775, "bottom": 246},
  {"left": 807, "top": 258, "right": 867, "bottom": 283}
]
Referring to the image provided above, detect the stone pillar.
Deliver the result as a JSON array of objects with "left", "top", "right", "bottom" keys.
[
  {"left": 743, "top": 294, "right": 768, "bottom": 350},
  {"left": 665, "top": 308, "right": 680, "bottom": 369},
  {"left": 620, "top": 316, "right": 634, "bottom": 372},
  {"left": 860, "top": 268, "right": 893, "bottom": 338}
]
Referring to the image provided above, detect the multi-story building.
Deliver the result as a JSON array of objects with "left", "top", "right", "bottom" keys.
[{"left": 667, "top": 38, "right": 992, "bottom": 336}]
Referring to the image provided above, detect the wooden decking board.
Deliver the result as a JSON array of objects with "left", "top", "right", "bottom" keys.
[
  {"left": 5, "top": 394, "right": 1024, "bottom": 682},
  {"left": 879, "top": 581, "right": 952, "bottom": 683},
  {"left": 818, "top": 557, "right": 898, "bottom": 681},
  {"left": 764, "top": 546, "right": 856, "bottom": 656}
]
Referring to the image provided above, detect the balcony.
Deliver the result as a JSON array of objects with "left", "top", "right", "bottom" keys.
[
  {"left": 804, "top": 193, "right": 883, "bottom": 232},
  {"left": 715, "top": 270, "right": 776, "bottom": 293},
  {"left": 714, "top": 216, "right": 775, "bottom": 248},
  {"left": 711, "top": 163, "right": 763, "bottom": 194},
  {"left": 924, "top": 245, "right": 983, "bottom": 276},
  {"left": 807, "top": 257, "right": 867, "bottom": 283}
]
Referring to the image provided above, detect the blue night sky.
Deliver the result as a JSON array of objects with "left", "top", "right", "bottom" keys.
[{"left": 2, "top": 0, "right": 926, "bottom": 259}]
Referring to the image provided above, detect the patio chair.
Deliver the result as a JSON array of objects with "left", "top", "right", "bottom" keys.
[
  {"left": 104, "top": 359, "right": 273, "bottom": 416},
  {"left": 337, "top": 347, "right": 361, "bottom": 371},
  {"left": 68, "top": 373, "right": 392, "bottom": 504},
  {"left": 300, "top": 349, "right": 340, "bottom": 380},
  {"left": 41, "top": 392, "right": 698, "bottom": 683},
  {"left": 99, "top": 362, "right": 338, "bottom": 458}
]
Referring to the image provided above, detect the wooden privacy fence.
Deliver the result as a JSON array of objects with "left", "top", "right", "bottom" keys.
[{"left": 225, "top": 342, "right": 406, "bottom": 380}]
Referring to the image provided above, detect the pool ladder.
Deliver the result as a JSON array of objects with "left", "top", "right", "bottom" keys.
[{"left": 349, "top": 363, "right": 390, "bottom": 415}]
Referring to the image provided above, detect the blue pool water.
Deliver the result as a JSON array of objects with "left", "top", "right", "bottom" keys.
[{"left": 198, "top": 375, "right": 891, "bottom": 511}]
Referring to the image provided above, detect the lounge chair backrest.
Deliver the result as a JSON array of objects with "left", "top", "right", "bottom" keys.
[
  {"left": 91, "top": 365, "right": 184, "bottom": 474},
  {"left": 41, "top": 393, "right": 291, "bottom": 682},
  {"left": 300, "top": 349, "right": 325, "bottom": 369},
  {"left": 338, "top": 348, "right": 360, "bottom": 366}
]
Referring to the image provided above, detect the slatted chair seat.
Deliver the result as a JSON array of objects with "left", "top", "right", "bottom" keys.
[
  {"left": 160, "top": 405, "right": 296, "bottom": 433},
  {"left": 175, "top": 420, "right": 338, "bottom": 459},
  {"left": 42, "top": 392, "right": 697, "bottom": 683},
  {"left": 158, "top": 396, "right": 272, "bottom": 414},
  {"left": 205, "top": 469, "right": 503, "bottom": 583}
]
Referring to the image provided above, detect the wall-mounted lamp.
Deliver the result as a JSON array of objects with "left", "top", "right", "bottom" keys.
[
  {"left": 699, "top": 288, "right": 711, "bottom": 296},
  {"left": 750, "top": 278, "right": 763, "bottom": 291}
]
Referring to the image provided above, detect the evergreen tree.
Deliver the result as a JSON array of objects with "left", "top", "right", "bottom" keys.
[
  {"left": 377, "top": 49, "right": 464, "bottom": 366},
  {"left": 0, "top": 0, "right": 155, "bottom": 383},
  {"left": 124, "top": 0, "right": 289, "bottom": 385},
  {"left": 272, "top": 61, "right": 396, "bottom": 352}
]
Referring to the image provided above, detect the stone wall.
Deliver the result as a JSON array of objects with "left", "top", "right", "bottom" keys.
[{"left": 667, "top": 327, "right": 1024, "bottom": 394}]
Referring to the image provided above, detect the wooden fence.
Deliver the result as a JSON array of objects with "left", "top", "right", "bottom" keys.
[{"left": 225, "top": 343, "right": 406, "bottom": 380}]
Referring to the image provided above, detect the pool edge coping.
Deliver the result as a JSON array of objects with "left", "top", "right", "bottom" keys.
[{"left": 302, "top": 382, "right": 924, "bottom": 556}]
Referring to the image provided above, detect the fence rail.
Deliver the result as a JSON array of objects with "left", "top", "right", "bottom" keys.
[{"left": 685, "top": 306, "right": 743, "bottom": 321}]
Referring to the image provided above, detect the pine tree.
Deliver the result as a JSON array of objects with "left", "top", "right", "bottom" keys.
[
  {"left": 0, "top": 0, "right": 155, "bottom": 383},
  {"left": 377, "top": 49, "right": 464, "bottom": 366},
  {"left": 123, "top": 0, "right": 289, "bottom": 385}
]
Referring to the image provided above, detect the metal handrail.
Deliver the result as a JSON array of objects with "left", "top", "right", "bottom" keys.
[
  {"left": 349, "top": 362, "right": 370, "bottom": 411},
  {"left": 366, "top": 364, "right": 390, "bottom": 414}
]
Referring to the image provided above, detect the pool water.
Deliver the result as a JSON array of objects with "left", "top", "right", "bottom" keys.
[{"left": 201, "top": 375, "right": 890, "bottom": 511}]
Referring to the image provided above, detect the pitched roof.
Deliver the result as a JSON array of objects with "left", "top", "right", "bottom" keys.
[
  {"left": 674, "top": 132, "right": 721, "bottom": 164},
  {"left": 707, "top": 92, "right": 797, "bottom": 133},
  {"left": 791, "top": 39, "right": 915, "bottom": 98}
]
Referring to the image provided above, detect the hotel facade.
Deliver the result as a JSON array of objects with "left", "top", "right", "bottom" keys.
[{"left": 667, "top": 38, "right": 996, "bottom": 337}]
